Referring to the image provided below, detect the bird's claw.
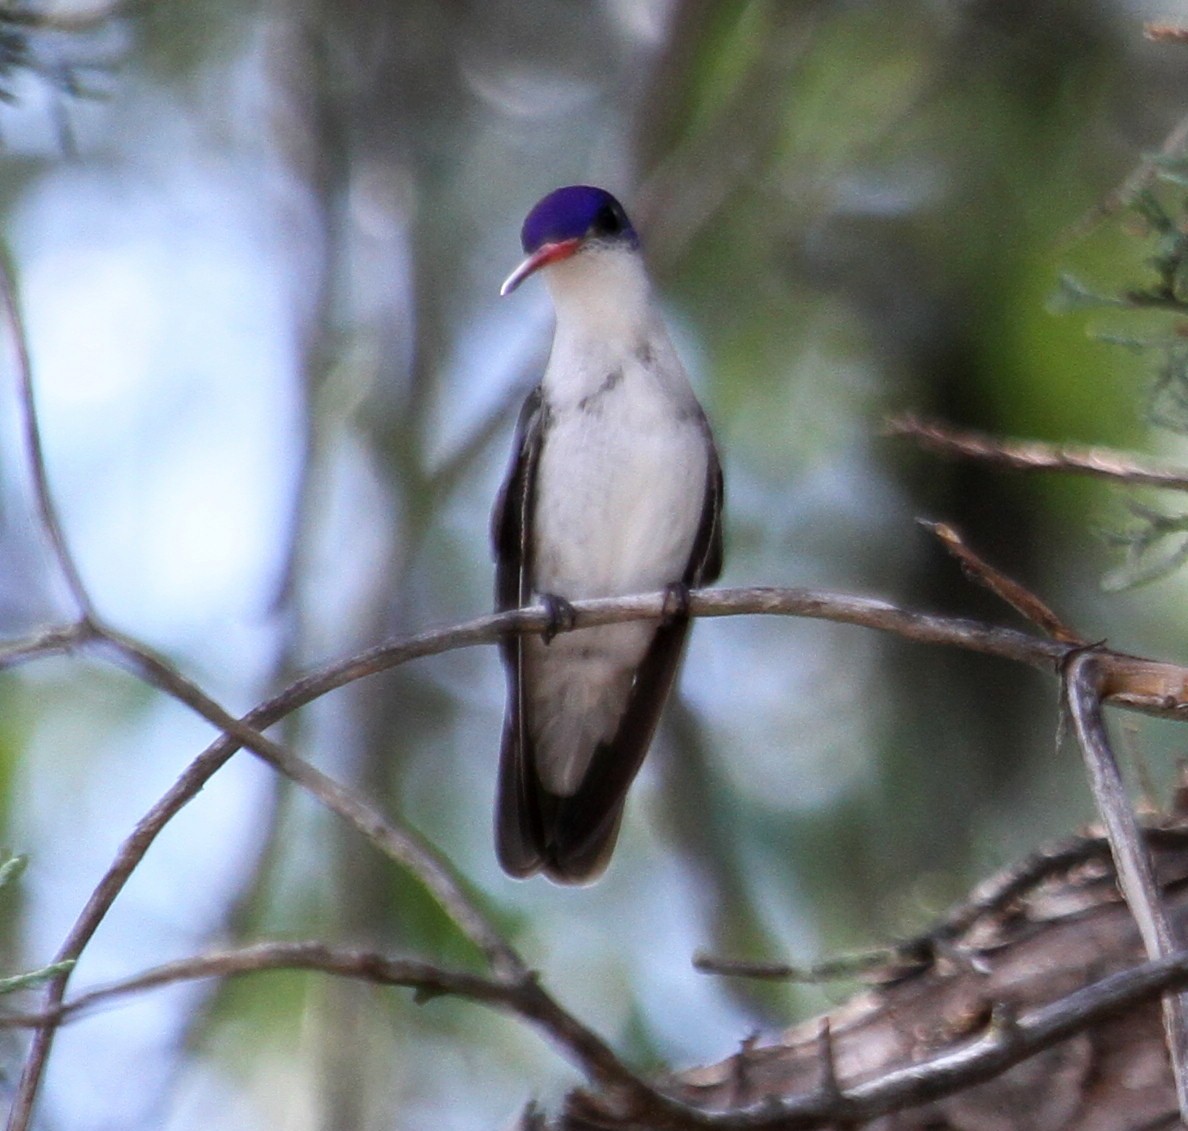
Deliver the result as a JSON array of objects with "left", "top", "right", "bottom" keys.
[
  {"left": 661, "top": 582, "right": 691, "bottom": 624},
  {"left": 540, "top": 593, "right": 577, "bottom": 644}
]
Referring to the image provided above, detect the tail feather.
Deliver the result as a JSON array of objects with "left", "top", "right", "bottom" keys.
[{"left": 495, "top": 618, "right": 689, "bottom": 884}]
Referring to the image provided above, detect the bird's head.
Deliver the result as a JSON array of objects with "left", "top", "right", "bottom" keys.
[{"left": 500, "top": 186, "right": 639, "bottom": 297}]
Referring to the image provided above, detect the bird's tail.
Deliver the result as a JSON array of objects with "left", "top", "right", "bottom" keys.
[
  {"left": 495, "top": 618, "right": 690, "bottom": 884},
  {"left": 495, "top": 741, "right": 627, "bottom": 883}
]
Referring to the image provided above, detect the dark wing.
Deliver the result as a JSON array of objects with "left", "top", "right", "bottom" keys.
[
  {"left": 533, "top": 615, "right": 689, "bottom": 881},
  {"left": 492, "top": 387, "right": 550, "bottom": 877},
  {"left": 491, "top": 385, "right": 542, "bottom": 616},
  {"left": 524, "top": 423, "right": 726, "bottom": 883},
  {"left": 686, "top": 415, "right": 724, "bottom": 587}
]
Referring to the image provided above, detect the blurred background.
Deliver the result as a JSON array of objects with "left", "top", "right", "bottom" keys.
[{"left": 1, "top": 0, "right": 1187, "bottom": 1127}]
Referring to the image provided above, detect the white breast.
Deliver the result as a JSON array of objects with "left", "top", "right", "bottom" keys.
[
  {"left": 532, "top": 342, "right": 707, "bottom": 600},
  {"left": 517, "top": 245, "right": 713, "bottom": 796}
]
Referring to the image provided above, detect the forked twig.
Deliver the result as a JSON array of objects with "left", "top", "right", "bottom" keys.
[{"left": 4, "top": 622, "right": 530, "bottom": 1131}]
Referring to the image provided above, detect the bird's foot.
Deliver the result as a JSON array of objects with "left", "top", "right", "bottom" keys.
[
  {"left": 540, "top": 593, "right": 577, "bottom": 644},
  {"left": 661, "top": 582, "right": 691, "bottom": 625}
]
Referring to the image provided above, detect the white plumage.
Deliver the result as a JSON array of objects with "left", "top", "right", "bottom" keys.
[{"left": 526, "top": 246, "right": 709, "bottom": 793}]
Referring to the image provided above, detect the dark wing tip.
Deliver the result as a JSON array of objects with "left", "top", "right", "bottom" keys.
[
  {"left": 495, "top": 835, "right": 542, "bottom": 880},
  {"left": 498, "top": 619, "right": 690, "bottom": 885},
  {"left": 495, "top": 740, "right": 625, "bottom": 885},
  {"left": 540, "top": 806, "right": 625, "bottom": 885},
  {"left": 495, "top": 716, "right": 543, "bottom": 879}
]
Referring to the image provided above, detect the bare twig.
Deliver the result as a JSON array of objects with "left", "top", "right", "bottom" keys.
[
  {"left": 11, "top": 935, "right": 1188, "bottom": 1130},
  {"left": 704, "top": 945, "right": 1188, "bottom": 1128},
  {"left": 6, "top": 640, "right": 529, "bottom": 1126},
  {"left": 11, "top": 583, "right": 1188, "bottom": 1129},
  {"left": 920, "top": 519, "right": 1083, "bottom": 642},
  {"left": 1, "top": 943, "right": 513, "bottom": 1023},
  {"left": 0, "top": 246, "right": 95, "bottom": 621},
  {"left": 694, "top": 825, "right": 1188, "bottom": 986},
  {"left": 887, "top": 413, "right": 1188, "bottom": 492},
  {"left": 0, "top": 237, "right": 106, "bottom": 1131},
  {"left": 0, "top": 942, "right": 669, "bottom": 1111},
  {"left": 1062, "top": 649, "right": 1188, "bottom": 1122},
  {"left": 0, "top": 622, "right": 94, "bottom": 670},
  {"left": 813, "top": 1019, "right": 841, "bottom": 1105},
  {"left": 96, "top": 628, "right": 520, "bottom": 961},
  {"left": 693, "top": 946, "right": 906, "bottom": 983},
  {"left": 5, "top": 619, "right": 530, "bottom": 1131},
  {"left": 1146, "top": 24, "right": 1188, "bottom": 44}
]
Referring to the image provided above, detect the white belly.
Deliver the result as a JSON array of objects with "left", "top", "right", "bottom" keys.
[
  {"left": 532, "top": 385, "right": 707, "bottom": 599},
  {"left": 521, "top": 318, "right": 711, "bottom": 795}
]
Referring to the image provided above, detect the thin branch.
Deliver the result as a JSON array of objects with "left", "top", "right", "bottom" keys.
[
  {"left": 0, "top": 242, "right": 104, "bottom": 1126},
  {"left": 20, "top": 944, "right": 513, "bottom": 1022},
  {"left": 693, "top": 945, "right": 905, "bottom": 983},
  {"left": 695, "top": 825, "right": 1188, "bottom": 985},
  {"left": 11, "top": 585, "right": 1188, "bottom": 1128},
  {"left": 0, "top": 621, "right": 94, "bottom": 670},
  {"left": 688, "top": 945, "right": 1188, "bottom": 1129},
  {"left": 919, "top": 519, "right": 1083, "bottom": 642},
  {"left": 92, "top": 627, "right": 522, "bottom": 973},
  {"left": 5, "top": 618, "right": 530, "bottom": 1131},
  {"left": 0, "top": 942, "right": 666, "bottom": 1107},
  {"left": 0, "top": 245, "right": 95, "bottom": 621},
  {"left": 886, "top": 413, "right": 1188, "bottom": 491},
  {"left": 1062, "top": 649, "right": 1188, "bottom": 1122},
  {"left": 16, "top": 935, "right": 1188, "bottom": 1130}
]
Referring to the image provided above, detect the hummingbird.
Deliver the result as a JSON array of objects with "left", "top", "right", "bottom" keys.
[{"left": 492, "top": 185, "right": 724, "bottom": 883}]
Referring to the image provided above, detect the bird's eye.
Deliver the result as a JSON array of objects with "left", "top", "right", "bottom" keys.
[{"left": 590, "top": 203, "right": 623, "bottom": 237}]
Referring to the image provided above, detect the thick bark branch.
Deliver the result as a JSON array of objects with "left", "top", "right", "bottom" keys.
[{"left": 573, "top": 821, "right": 1188, "bottom": 1130}]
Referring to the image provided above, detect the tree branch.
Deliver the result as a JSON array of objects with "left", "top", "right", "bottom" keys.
[
  {"left": 0, "top": 245, "right": 95, "bottom": 621},
  {"left": 4, "top": 620, "right": 530, "bottom": 1131},
  {"left": 0, "top": 942, "right": 668, "bottom": 1111},
  {"left": 1062, "top": 650, "right": 1188, "bottom": 1120},
  {"left": 886, "top": 413, "right": 1188, "bottom": 491},
  {"left": 8, "top": 929, "right": 1188, "bottom": 1130},
  {"left": 585, "top": 820, "right": 1188, "bottom": 1129},
  {"left": 920, "top": 519, "right": 1083, "bottom": 642},
  {"left": 9, "top": 579, "right": 1188, "bottom": 1130},
  {"left": 724, "top": 947, "right": 1188, "bottom": 1130}
]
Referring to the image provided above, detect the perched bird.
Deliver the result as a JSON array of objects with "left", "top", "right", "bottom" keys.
[{"left": 492, "top": 185, "right": 724, "bottom": 883}]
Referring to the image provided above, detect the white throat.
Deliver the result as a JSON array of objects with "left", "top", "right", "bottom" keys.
[{"left": 544, "top": 244, "right": 653, "bottom": 347}]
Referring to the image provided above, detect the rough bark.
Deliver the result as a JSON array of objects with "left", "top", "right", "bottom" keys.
[{"left": 560, "top": 817, "right": 1188, "bottom": 1130}]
